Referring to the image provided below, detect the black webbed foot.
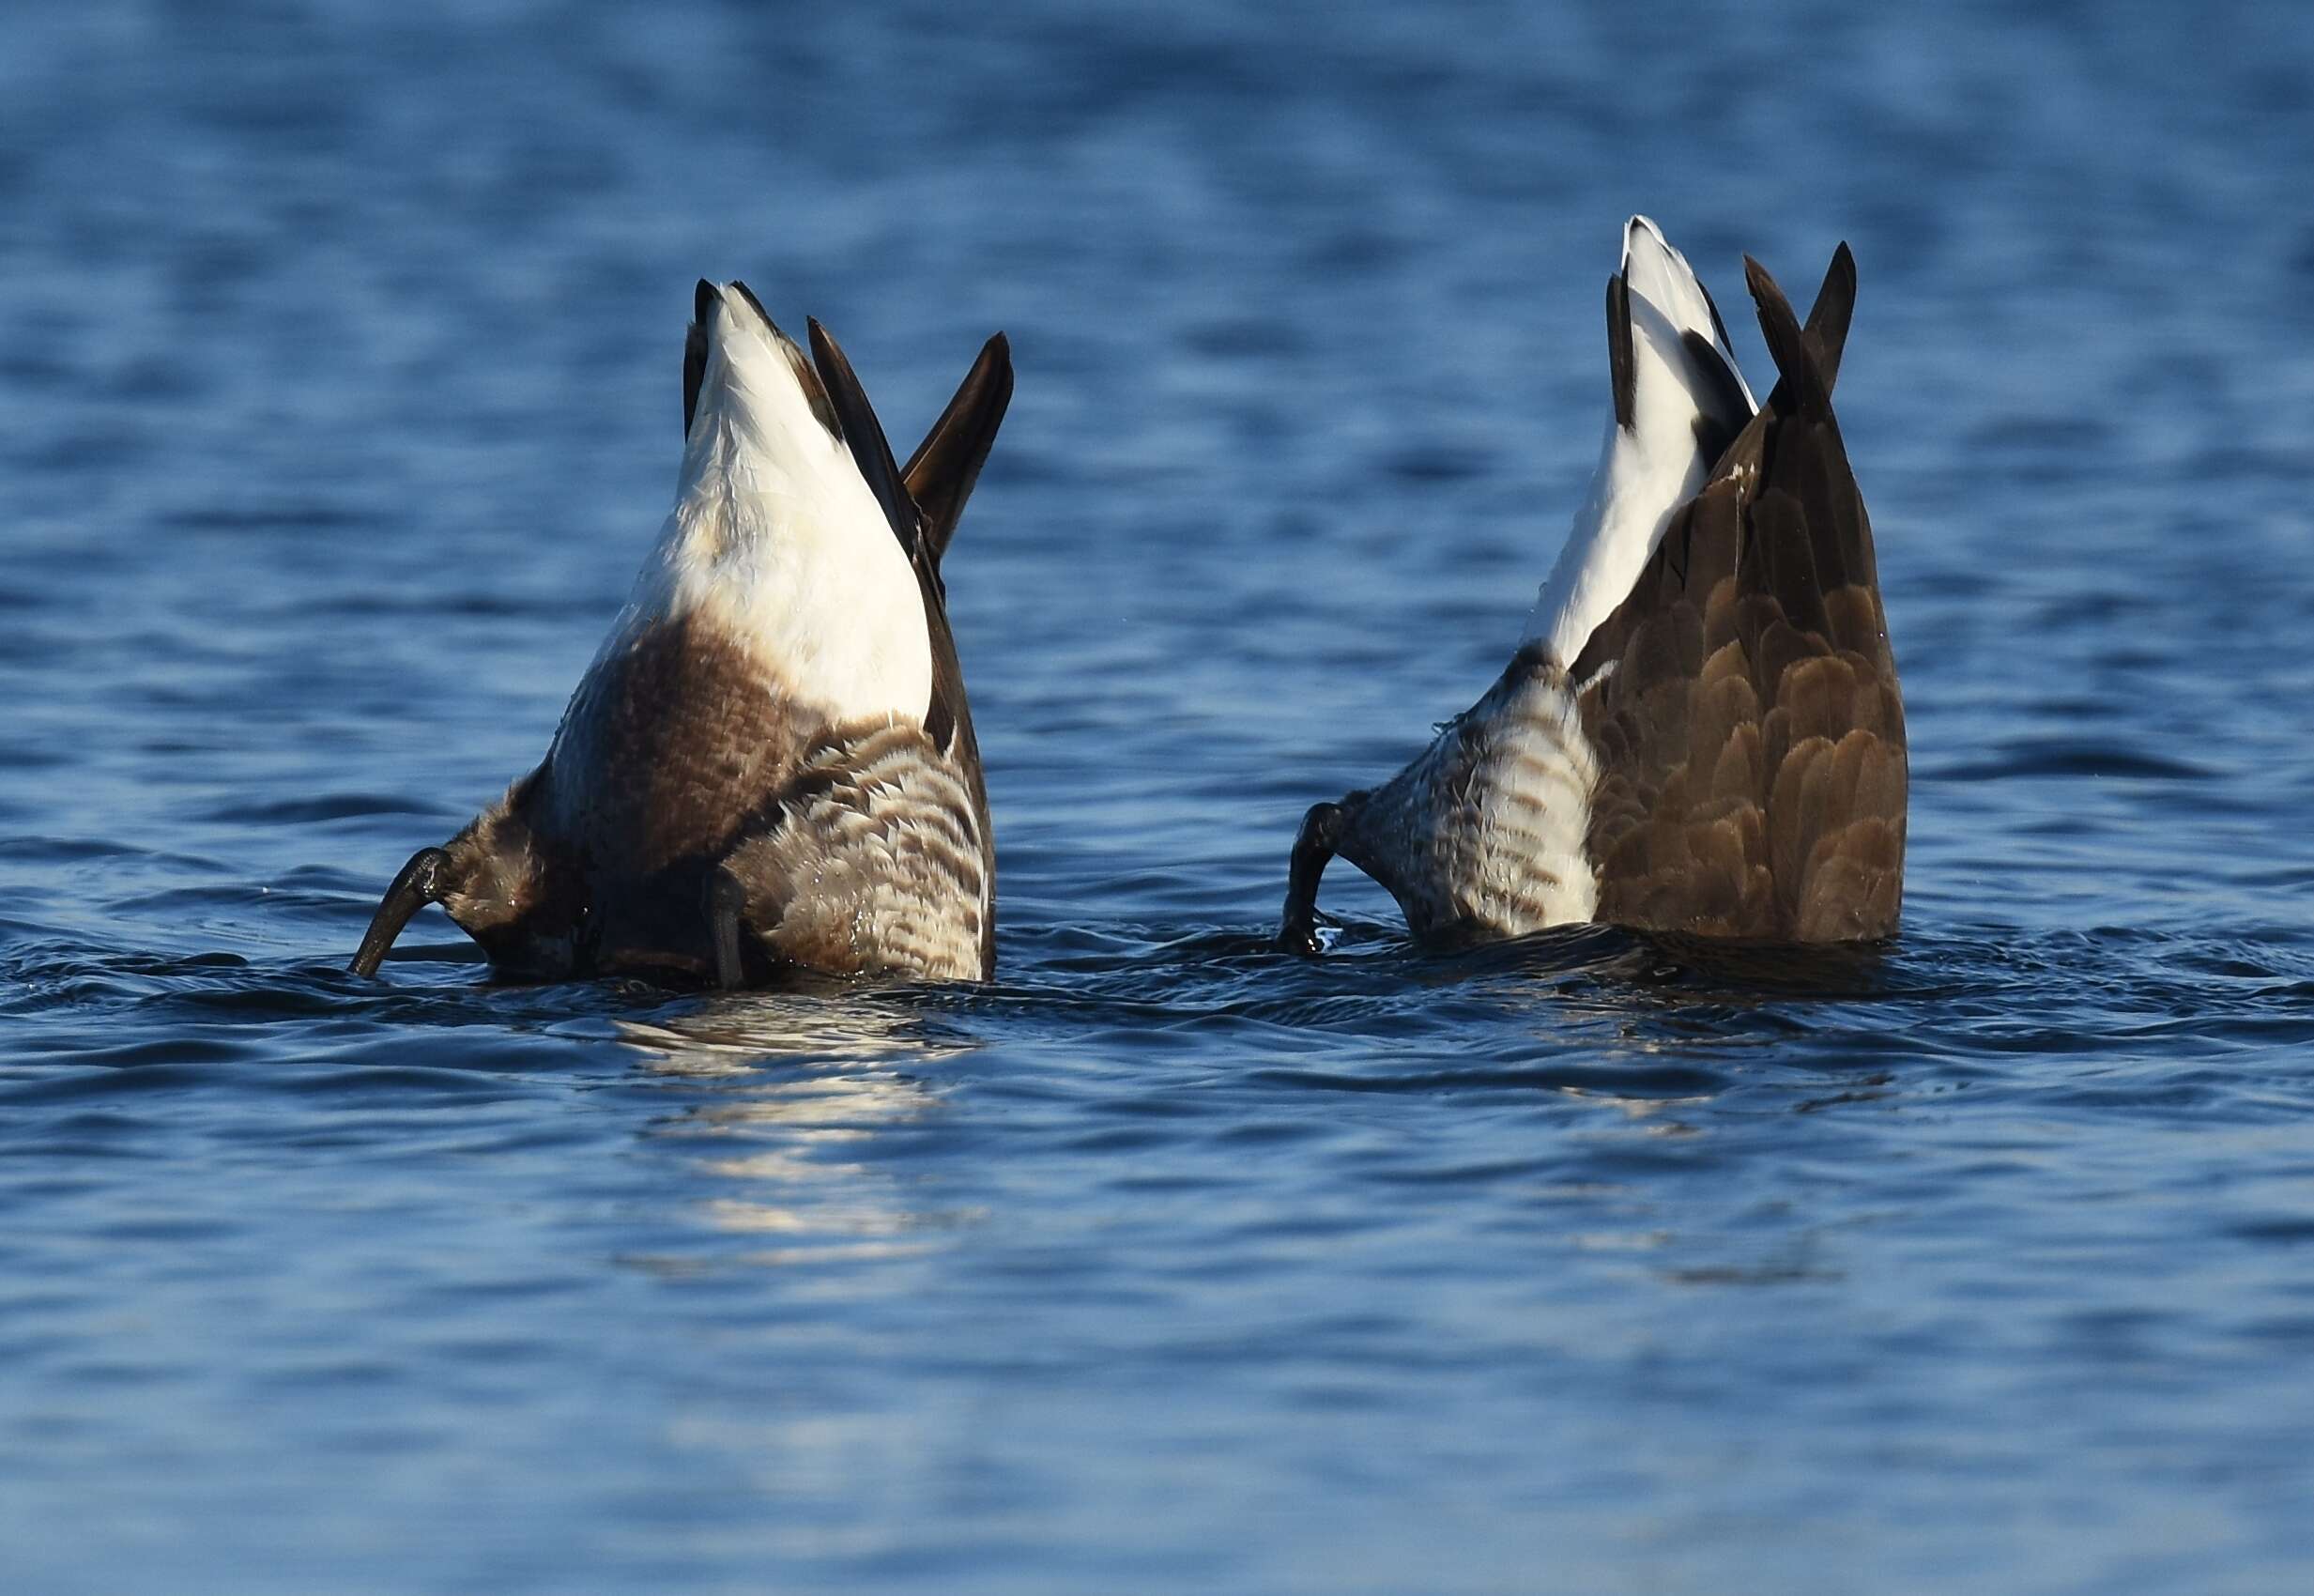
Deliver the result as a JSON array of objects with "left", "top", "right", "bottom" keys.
[{"left": 349, "top": 847, "right": 452, "bottom": 976}]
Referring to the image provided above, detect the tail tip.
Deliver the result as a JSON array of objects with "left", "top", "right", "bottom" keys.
[{"left": 1622, "top": 213, "right": 1670, "bottom": 269}]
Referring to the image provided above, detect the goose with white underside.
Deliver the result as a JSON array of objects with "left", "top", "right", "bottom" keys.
[
  {"left": 350, "top": 282, "right": 1010, "bottom": 986},
  {"left": 1280, "top": 218, "right": 1905, "bottom": 951}
]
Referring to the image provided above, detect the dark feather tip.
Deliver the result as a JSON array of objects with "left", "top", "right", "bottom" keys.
[
  {"left": 727, "top": 279, "right": 775, "bottom": 332},
  {"left": 1605, "top": 274, "right": 1636, "bottom": 431}
]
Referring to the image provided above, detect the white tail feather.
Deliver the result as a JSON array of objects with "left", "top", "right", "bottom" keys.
[
  {"left": 1524, "top": 216, "right": 1755, "bottom": 668},
  {"left": 619, "top": 284, "right": 931, "bottom": 723}
]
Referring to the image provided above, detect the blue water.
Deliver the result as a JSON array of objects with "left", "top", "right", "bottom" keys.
[{"left": 7, "top": 2, "right": 2314, "bottom": 1589}]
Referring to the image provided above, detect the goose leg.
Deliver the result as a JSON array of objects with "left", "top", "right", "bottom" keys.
[
  {"left": 349, "top": 847, "right": 451, "bottom": 976},
  {"left": 1279, "top": 802, "right": 1349, "bottom": 956},
  {"left": 707, "top": 867, "right": 750, "bottom": 990}
]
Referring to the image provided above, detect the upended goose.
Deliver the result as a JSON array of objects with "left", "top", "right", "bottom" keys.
[
  {"left": 1280, "top": 219, "right": 1905, "bottom": 951},
  {"left": 351, "top": 283, "right": 1010, "bottom": 986}
]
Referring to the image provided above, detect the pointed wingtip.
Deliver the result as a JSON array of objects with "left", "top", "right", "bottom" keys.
[
  {"left": 1742, "top": 243, "right": 1862, "bottom": 415},
  {"left": 984, "top": 332, "right": 1016, "bottom": 410},
  {"left": 805, "top": 314, "right": 835, "bottom": 382},
  {"left": 1605, "top": 273, "right": 1636, "bottom": 431},
  {"left": 1741, "top": 253, "right": 1776, "bottom": 307},
  {"left": 1802, "top": 242, "right": 1859, "bottom": 395},
  {"left": 803, "top": 315, "right": 852, "bottom": 407},
  {"left": 979, "top": 331, "right": 1017, "bottom": 418},
  {"left": 804, "top": 316, "right": 866, "bottom": 443},
  {"left": 683, "top": 285, "right": 713, "bottom": 437},
  {"left": 1830, "top": 241, "right": 1857, "bottom": 294},
  {"left": 1745, "top": 254, "right": 1828, "bottom": 416},
  {"left": 901, "top": 330, "right": 1016, "bottom": 568},
  {"left": 806, "top": 316, "right": 915, "bottom": 546}
]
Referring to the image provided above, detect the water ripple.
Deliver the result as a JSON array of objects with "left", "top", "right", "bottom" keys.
[{"left": 7, "top": 3, "right": 2314, "bottom": 1589}]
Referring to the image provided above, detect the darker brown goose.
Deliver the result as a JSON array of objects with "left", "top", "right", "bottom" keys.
[{"left": 350, "top": 291, "right": 1012, "bottom": 986}]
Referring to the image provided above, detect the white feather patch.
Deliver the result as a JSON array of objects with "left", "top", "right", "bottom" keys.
[
  {"left": 1523, "top": 215, "right": 1755, "bottom": 669},
  {"left": 612, "top": 286, "right": 931, "bottom": 724}
]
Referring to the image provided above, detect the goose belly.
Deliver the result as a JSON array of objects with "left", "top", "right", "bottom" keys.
[
  {"left": 1455, "top": 668, "right": 1601, "bottom": 934},
  {"left": 1351, "top": 658, "right": 1601, "bottom": 940}
]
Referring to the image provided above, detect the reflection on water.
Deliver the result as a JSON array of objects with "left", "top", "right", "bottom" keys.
[
  {"left": 7, "top": 0, "right": 2314, "bottom": 1588},
  {"left": 616, "top": 997, "right": 981, "bottom": 1269},
  {"left": 617, "top": 987, "right": 980, "bottom": 1075}
]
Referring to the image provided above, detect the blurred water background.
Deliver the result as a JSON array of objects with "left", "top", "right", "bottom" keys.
[{"left": 5, "top": 1, "right": 2314, "bottom": 1589}]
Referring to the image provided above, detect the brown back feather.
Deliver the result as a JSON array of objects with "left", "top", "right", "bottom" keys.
[{"left": 1573, "top": 245, "right": 1905, "bottom": 941}]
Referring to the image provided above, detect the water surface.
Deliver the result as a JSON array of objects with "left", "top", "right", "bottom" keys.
[{"left": 6, "top": 2, "right": 2314, "bottom": 1590}]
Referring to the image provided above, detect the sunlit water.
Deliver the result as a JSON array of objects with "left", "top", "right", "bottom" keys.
[{"left": 6, "top": 2, "right": 2314, "bottom": 1590}]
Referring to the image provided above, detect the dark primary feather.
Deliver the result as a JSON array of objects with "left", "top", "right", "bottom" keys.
[
  {"left": 682, "top": 280, "right": 713, "bottom": 436},
  {"left": 807, "top": 317, "right": 915, "bottom": 549},
  {"left": 1760, "top": 243, "right": 1856, "bottom": 418},
  {"left": 1697, "top": 276, "right": 1740, "bottom": 371},
  {"left": 902, "top": 333, "right": 1013, "bottom": 570},
  {"left": 1606, "top": 274, "right": 1637, "bottom": 429},
  {"left": 1678, "top": 330, "right": 1753, "bottom": 465},
  {"left": 1572, "top": 243, "right": 1905, "bottom": 941}
]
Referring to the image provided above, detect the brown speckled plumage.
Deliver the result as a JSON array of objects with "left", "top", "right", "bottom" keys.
[
  {"left": 1282, "top": 242, "right": 1905, "bottom": 950},
  {"left": 1571, "top": 250, "right": 1904, "bottom": 939},
  {"left": 720, "top": 719, "right": 992, "bottom": 982},
  {"left": 350, "top": 296, "right": 1010, "bottom": 987},
  {"left": 1325, "top": 647, "right": 1598, "bottom": 941}
]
